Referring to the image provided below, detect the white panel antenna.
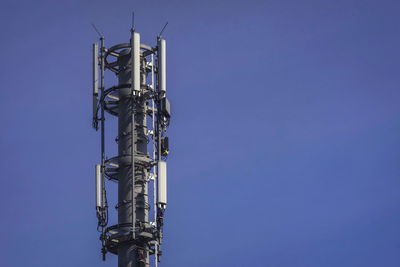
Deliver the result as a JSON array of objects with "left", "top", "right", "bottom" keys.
[
  {"left": 158, "top": 39, "right": 166, "bottom": 93},
  {"left": 131, "top": 32, "right": 141, "bottom": 93},
  {"left": 92, "top": 43, "right": 99, "bottom": 120},
  {"left": 157, "top": 161, "right": 167, "bottom": 207},
  {"left": 95, "top": 164, "right": 101, "bottom": 209}
]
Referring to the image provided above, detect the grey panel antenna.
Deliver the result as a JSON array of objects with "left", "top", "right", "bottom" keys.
[
  {"left": 95, "top": 164, "right": 101, "bottom": 209},
  {"left": 92, "top": 43, "right": 99, "bottom": 121}
]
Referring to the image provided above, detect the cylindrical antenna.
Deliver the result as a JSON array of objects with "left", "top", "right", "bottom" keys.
[
  {"left": 93, "top": 43, "right": 99, "bottom": 95},
  {"left": 158, "top": 39, "right": 166, "bottom": 93},
  {"left": 157, "top": 161, "right": 167, "bottom": 209},
  {"left": 131, "top": 32, "right": 141, "bottom": 94},
  {"left": 95, "top": 164, "right": 102, "bottom": 209},
  {"left": 92, "top": 43, "right": 99, "bottom": 123}
]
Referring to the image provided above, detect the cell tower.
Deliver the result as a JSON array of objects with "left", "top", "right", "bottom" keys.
[{"left": 91, "top": 22, "right": 170, "bottom": 267}]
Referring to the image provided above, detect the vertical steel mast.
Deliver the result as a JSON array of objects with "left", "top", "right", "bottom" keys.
[{"left": 92, "top": 24, "right": 170, "bottom": 267}]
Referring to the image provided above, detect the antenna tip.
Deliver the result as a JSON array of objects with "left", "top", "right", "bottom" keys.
[{"left": 159, "top": 21, "right": 169, "bottom": 37}]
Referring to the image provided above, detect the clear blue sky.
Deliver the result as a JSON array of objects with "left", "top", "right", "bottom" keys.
[{"left": 1, "top": 0, "right": 399, "bottom": 266}]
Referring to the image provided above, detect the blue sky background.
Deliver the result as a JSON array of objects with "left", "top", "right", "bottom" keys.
[{"left": 1, "top": 0, "right": 399, "bottom": 266}]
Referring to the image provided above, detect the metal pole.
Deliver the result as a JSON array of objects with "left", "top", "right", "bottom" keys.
[
  {"left": 155, "top": 37, "right": 163, "bottom": 262},
  {"left": 100, "top": 36, "right": 107, "bottom": 261},
  {"left": 151, "top": 54, "right": 158, "bottom": 267},
  {"left": 117, "top": 48, "right": 149, "bottom": 267}
]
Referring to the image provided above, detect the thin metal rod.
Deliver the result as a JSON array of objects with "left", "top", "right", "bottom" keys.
[
  {"left": 151, "top": 57, "right": 156, "bottom": 208},
  {"left": 91, "top": 23, "right": 103, "bottom": 37},
  {"left": 131, "top": 108, "right": 136, "bottom": 240},
  {"left": 156, "top": 38, "right": 162, "bottom": 163},
  {"left": 132, "top": 11, "right": 135, "bottom": 29},
  {"left": 155, "top": 37, "right": 163, "bottom": 260},
  {"left": 159, "top": 21, "right": 168, "bottom": 37}
]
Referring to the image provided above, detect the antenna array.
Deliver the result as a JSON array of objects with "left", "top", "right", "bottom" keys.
[{"left": 92, "top": 26, "right": 170, "bottom": 267}]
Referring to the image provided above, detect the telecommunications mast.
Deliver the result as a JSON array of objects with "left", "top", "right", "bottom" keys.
[{"left": 92, "top": 22, "right": 171, "bottom": 267}]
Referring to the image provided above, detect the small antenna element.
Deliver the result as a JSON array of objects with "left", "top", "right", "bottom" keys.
[
  {"left": 159, "top": 21, "right": 168, "bottom": 37},
  {"left": 91, "top": 23, "right": 103, "bottom": 37},
  {"left": 132, "top": 12, "right": 135, "bottom": 30}
]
